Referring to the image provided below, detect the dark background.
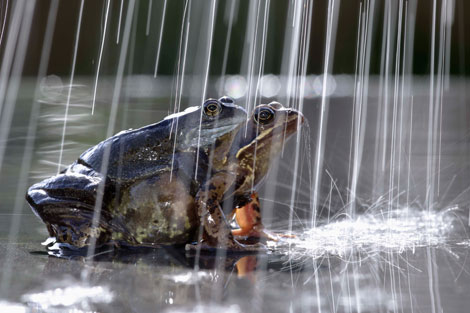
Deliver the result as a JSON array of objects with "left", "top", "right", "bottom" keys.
[{"left": 1, "top": 0, "right": 468, "bottom": 77}]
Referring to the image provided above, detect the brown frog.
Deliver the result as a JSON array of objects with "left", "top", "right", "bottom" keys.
[{"left": 194, "top": 101, "right": 304, "bottom": 250}]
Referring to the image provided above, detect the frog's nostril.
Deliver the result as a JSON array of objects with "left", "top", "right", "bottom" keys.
[
  {"left": 268, "top": 101, "right": 283, "bottom": 109},
  {"left": 286, "top": 110, "right": 305, "bottom": 124},
  {"left": 219, "top": 96, "right": 235, "bottom": 104}
]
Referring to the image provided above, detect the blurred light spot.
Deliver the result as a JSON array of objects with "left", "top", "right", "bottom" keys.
[
  {"left": 260, "top": 74, "right": 281, "bottom": 98},
  {"left": 313, "top": 74, "right": 337, "bottom": 96},
  {"left": 334, "top": 74, "right": 354, "bottom": 97},
  {"left": 224, "top": 75, "right": 247, "bottom": 99},
  {"left": 40, "top": 75, "right": 63, "bottom": 101},
  {"left": 303, "top": 75, "right": 317, "bottom": 98},
  {"left": 22, "top": 285, "right": 114, "bottom": 310}
]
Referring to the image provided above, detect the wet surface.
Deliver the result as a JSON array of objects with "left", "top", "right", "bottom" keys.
[
  {"left": 0, "top": 237, "right": 469, "bottom": 312},
  {"left": 0, "top": 78, "right": 469, "bottom": 312},
  {"left": 1, "top": 0, "right": 470, "bottom": 311},
  {"left": 1, "top": 208, "right": 470, "bottom": 312}
]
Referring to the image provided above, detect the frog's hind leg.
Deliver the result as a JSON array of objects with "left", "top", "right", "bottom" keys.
[
  {"left": 28, "top": 194, "right": 103, "bottom": 248},
  {"left": 195, "top": 173, "right": 262, "bottom": 251},
  {"left": 26, "top": 172, "right": 125, "bottom": 248},
  {"left": 198, "top": 198, "right": 241, "bottom": 250}
]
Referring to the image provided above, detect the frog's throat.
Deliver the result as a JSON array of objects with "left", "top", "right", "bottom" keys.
[{"left": 185, "top": 123, "right": 242, "bottom": 149}]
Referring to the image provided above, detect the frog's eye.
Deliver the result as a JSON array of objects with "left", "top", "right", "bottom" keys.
[
  {"left": 253, "top": 107, "right": 275, "bottom": 124},
  {"left": 203, "top": 100, "right": 222, "bottom": 117}
]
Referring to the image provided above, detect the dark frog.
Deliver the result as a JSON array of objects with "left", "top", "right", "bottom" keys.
[
  {"left": 27, "top": 97, "right": 304, "bottom": 251},
  {"left": 27, "top": 97, "right": 247, "bottom": 248}
]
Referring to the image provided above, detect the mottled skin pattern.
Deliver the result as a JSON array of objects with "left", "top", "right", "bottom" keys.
[
  {"left": 194, "top": 102, "right": 304, "bottom": 250},
  {"left": 26, "top": 97, "right": 247, "bottom": 248}
]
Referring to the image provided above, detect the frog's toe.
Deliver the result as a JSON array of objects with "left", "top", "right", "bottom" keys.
[
  {"left": 235, "top": 241, "right": 269, "bottom": 252},
  {"left": 276, "top": 233, "right": 297, "bottom": 239}
]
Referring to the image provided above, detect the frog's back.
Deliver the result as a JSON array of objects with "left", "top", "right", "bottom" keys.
[{"left": 79, "top": 118, "right": 180, "bottom": 182}]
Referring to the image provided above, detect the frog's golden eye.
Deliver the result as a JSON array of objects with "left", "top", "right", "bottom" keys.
[
  {"left": 253, "top": 107, "right": 275, "bottom": 124},
  {"left": 203, "top": 100, "right": 222, "bottom": 116}
]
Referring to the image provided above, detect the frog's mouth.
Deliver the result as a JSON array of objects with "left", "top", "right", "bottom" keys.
[
  {"left": 236, "top": 109, "right": 304, "bottom": 157},
  {"left": 258, "top": 109, "right": 304, "bottom": 142}
]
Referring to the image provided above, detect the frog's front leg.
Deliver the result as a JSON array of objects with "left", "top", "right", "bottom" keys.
[{"left": 195, "top": 172, "right": 260, "bottom": 251}]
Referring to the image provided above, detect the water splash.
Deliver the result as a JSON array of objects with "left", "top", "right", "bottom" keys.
[{"left": 276, "top": 207, "right": 460, "bottom": 260}]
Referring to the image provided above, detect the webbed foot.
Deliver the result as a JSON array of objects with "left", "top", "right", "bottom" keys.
[{"left": 231, "top": 192, "right": 289, "bottom": 242}]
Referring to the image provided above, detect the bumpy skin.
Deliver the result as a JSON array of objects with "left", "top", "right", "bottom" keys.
[
  {"left": 26, "top": 98, "right": 304, "bottom": 251},
  {"left": 27, "top": 98, "right": 247, "bottom": 248}
]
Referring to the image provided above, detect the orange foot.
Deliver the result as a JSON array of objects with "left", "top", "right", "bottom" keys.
[
  {"left": 231, "top": 193, "right": 279, "bottom": 241},
  {"left": 231, "top": 192, "right": 297, "bottom": 241}
]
